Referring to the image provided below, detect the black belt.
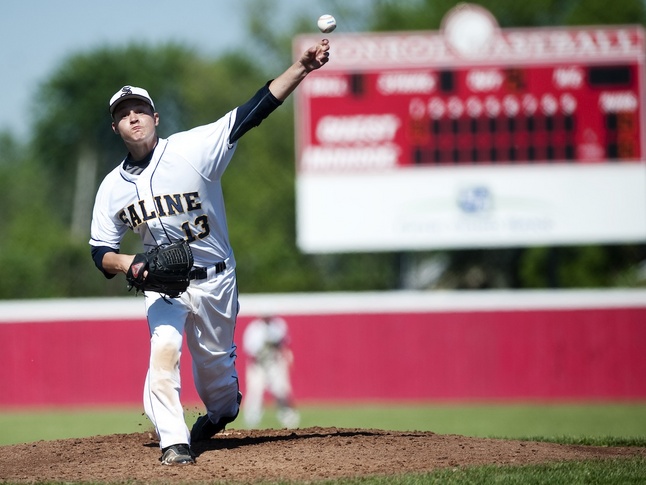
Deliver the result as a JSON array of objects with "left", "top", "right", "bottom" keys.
[{"left": 189, "top": 261, "right": 226, "bottom": 280}]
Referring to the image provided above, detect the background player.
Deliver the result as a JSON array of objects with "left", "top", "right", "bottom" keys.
[
  {"left": 242, "top": 315, "right": 300, "bottom": 429},
  {"left": 89, "top": 39, "right": 330, "bottom": 465}
]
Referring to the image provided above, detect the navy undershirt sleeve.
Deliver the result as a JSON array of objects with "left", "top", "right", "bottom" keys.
[
  {"left": 91, "top": 245, "right": 118, "bottom": 279},
  {"left": 230, "top": 81, "right": 283, "bottom": 144}
]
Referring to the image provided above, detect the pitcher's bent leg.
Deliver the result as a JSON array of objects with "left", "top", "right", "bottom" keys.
[
  {"left": 144, "top": 294, "right": 192, "bottom": 449},
  {"left": 186, "top": 268, "right": 241, "bottom": 424}
]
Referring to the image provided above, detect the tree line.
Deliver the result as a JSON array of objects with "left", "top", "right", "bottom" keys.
[{"left": 1, "top": 0, "right": 645, "bottom": 299}]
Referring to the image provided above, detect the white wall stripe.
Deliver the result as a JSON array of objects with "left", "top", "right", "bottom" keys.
[{"left": 0, "top": 289, "right": 645, "bottom": 323}]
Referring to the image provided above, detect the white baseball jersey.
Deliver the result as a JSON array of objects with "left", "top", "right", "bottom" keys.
[
  {"left": 242, "top": 316, "right": 299, "bottom": 428},
  {"left": 90, "top": 110, "right": 238, "bottom": 268}
]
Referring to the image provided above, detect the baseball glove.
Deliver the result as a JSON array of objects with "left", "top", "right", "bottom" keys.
[{"left": 126, "top": 239, "right": 194, "bottom": 298}]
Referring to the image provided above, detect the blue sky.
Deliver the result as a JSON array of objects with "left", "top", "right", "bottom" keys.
[{"left": 0, "top": 0, "right": 342, "bottom": 140}]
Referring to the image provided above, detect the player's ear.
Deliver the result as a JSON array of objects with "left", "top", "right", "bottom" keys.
[
  {"left": 153, "top": 112, "right": 160, "bottom": 126},
  {"left": 111, "top": 122, "right": 119, "bottom": 135}
]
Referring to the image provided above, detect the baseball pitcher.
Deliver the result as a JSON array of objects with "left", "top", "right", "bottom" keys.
[{"left": 89, "top": 39, "right": 330, "bottom": 465}]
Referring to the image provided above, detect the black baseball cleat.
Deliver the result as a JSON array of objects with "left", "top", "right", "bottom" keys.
[
  {"left": 191, "top": 391, "right": 242, "bottom": 441},
  {"left": 160, "top": 444, "right": 195, "bottom": 465}
]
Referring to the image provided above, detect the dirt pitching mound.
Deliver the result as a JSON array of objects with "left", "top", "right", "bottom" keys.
[{"left": 1, "top": 427, "right": 644, "bottom": 483}]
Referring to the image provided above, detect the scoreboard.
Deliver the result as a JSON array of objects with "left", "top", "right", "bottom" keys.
[
  {"left": 293, "top": 5, "right": 646, "bottom": 253},
  {"left": 302, "top": 60, "right": 643, "bottom": 170}
]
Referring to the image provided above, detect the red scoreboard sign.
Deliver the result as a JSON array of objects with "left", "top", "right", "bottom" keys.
[{"left": 293, "top": 4, "right": 646, "bottom": 253}]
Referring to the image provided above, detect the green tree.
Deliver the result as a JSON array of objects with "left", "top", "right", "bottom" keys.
[
  {"left": 5, "top": 0, "right": 646, "bottom": 299},
  {"left": 25, "top": 37, "right": 397, "bottom": 296},
  {"left": 32, "top": 44, "right": 218, "bottom": 230},
  {"left": 0, "top": 132, "right": 97, "bottom": 298},
  {"left": 24, "top": 44, "right": 277, "bottom": 297}
]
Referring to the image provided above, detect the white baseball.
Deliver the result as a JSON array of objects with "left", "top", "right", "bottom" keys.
[{"left": 317, "top": 14, "right": 337, "bottom": 33}]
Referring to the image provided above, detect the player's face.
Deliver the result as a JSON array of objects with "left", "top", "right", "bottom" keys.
[{"left": 111, "top": 100, "right": 159, "bottom": 144}]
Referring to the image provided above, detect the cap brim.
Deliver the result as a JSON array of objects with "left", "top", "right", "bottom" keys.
[{"left": 109, "top": 94, "right": 154, "bottom": 115}]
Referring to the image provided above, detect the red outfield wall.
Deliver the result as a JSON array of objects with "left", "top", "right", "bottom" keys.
[{"left": 1, "top": 290, "right": 645, "bottom": 407}]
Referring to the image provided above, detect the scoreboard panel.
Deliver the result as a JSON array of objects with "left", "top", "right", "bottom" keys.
[
  {"left": 303, "top": 63, "right": 641, "bottom": 168},
  {"left": 293, "top": 8, "right": 646, "bottom": 253},
  {"left": 297, "top": 29, "right": 644, "bottom": 172}
]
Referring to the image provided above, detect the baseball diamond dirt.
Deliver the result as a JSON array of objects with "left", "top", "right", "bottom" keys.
[{"left": 1, "top": 427, "right": 645, "bottom": 483}]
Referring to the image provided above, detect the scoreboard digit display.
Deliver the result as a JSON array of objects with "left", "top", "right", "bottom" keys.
[
  {"left": 293, "top": 4, "right": 646, "bottom": 253},
  {"left": 408, "top": 63, "right": 639, "bottom": 165}
]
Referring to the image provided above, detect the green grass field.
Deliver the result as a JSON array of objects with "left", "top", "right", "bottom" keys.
[{"left": 1, "top": 402, "right": 645, "bottom": 446}]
